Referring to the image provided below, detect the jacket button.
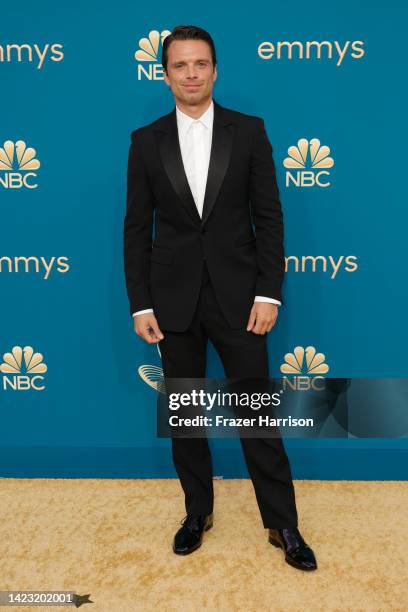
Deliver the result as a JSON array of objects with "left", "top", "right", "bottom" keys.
[{"left": 201, "top": 227, "right": 206, "bottom": 234}]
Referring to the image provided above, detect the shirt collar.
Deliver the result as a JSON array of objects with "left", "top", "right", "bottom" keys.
[{"left": 176, "top": 99, "right": 214, "bottom": 134}]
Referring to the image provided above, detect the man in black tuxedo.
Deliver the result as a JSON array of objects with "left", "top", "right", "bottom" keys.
[{"left": 124, "top": 25, "right": 317, "bottom": 570}]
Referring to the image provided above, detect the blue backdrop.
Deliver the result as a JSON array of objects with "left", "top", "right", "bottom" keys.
[{"left": 1, "top": 0, "right": 407, "bottom": 478}]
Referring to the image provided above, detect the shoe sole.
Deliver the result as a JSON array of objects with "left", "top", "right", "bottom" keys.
[
  {"left": 173, "top": 521, "right": 213, "bottom": 555},
  {"left": 269, "top": 536, "right": 317, "bottom": 571}
]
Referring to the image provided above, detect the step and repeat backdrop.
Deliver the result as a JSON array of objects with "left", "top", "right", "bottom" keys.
[{"left": 1, "top": 1, "right": 407, "bottom": 477}]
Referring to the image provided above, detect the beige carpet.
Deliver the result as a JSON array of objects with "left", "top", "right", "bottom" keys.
[{"left": 0, "top": 478, "right": 407, "bottom": 611}]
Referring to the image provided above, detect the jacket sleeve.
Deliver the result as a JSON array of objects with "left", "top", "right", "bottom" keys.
[
  {"left": 249, "top": 117, "right": 285, "bottom": 304},
  {"left": 124, "top": 129, "right": 155, "bottom": 316}
]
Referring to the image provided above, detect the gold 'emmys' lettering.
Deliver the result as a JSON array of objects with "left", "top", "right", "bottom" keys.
[
  {"left": 258, "top": 40, "right": 365, "bottom": 66},
  {"left": 0, "top": 43, "right": 64, "bottom": 69},
  {"left": 0, "top": 257, "right": 70, "bottom": 279},
  {"left": 285, "top": 256, "right": 358, "bottom": 278}
]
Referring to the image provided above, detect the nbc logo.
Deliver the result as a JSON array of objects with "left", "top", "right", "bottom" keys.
[
  {"left": 134, "top": 29, "right": 171, "bottom": 80},
  {"left": 138, "top": 344, "right": 165, "bottom": 392},
  {"left": 283, "top": 138, "right": 334, "bottom": 188},
  {"left": 280, "top": 346, "right": 329, "bottom": 391},
  {"left": 0, "top": 346, "right": 47, "bottom": 391},
  {"left": 0, "top": 140, "right": 41, "bottom": 189}
]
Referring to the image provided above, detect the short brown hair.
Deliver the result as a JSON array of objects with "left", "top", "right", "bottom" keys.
[{"left": 162, "top": 25, "right": 217, "bottom": 72}]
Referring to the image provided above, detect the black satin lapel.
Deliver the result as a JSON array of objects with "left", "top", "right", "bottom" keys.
[
  {"left": 156, "top": 119, "right": 202, "bottom": 226},
  {"left": 201, "top": 117, "right": 234, "bottom": 226}
]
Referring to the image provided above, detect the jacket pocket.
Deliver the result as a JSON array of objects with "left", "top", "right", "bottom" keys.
[
  {"left": 150, "top": 245, "right": 174, "bottom": 265},
  {"left": 235, "top": 234, "right": 256, "bottom": 247}
]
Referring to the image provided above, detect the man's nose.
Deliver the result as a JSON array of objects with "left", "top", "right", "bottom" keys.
[{"left": 186, "top": 66, "right": 198, "bottom": 79}]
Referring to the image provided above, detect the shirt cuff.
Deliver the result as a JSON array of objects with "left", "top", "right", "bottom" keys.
[
  {"left": 132, "top": 308, "right": 154, "bottom": 317},
  {"left": 254, "top": 295, "right": 281, "bottom": 306}
]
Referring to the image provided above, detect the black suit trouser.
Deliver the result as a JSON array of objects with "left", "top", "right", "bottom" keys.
[{"left": 158, "top": 260, "right": 298, "bottom": 529}]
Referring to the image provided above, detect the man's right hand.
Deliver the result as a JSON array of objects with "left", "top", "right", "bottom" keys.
[{"left": 134, "top": 312, "right": 164, "bottom": 344}]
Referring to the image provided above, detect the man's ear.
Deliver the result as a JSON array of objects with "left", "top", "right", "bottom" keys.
[{"left": 213, "top": 65, "right": 218, "bottom": 82}]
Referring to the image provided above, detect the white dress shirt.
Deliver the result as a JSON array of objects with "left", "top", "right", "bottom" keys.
[{"left": 133, "top": 99, "right": 281, "bottom": 317}]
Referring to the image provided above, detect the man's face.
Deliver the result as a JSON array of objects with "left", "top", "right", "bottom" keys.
[{"left": 163, "top": 39, "right": 217, "bottom": 106}]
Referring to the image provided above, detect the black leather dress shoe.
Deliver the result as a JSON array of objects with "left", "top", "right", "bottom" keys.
[
  {"left": 268, "top": 527, "right": 317, "bottom": 571},
  {"left": 172, "top": 512, "right": 213, "bottom": 555}
]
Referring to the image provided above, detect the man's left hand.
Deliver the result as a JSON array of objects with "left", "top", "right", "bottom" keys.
[{"left": 246, "top": 302, "right": 278, "bottom": 334}]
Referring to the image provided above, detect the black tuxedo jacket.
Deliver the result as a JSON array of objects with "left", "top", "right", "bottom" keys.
[{"left": 124, "top": 99, "right": 285, "bottom": 332}]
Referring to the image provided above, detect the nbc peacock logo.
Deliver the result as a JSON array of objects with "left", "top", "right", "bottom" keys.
[
  {"left": 0, "top": 345, "right": 47, "bottom": 391},
  {"left": 134, "top": 29, "right": 171, "bottom": 80},
  {"left": 138, "top": 343, "right": 166, "bottom": 393},
  {"left": 0, "top": 140, "right": 41, "bottom": 189},
  {"left": 283, "top": 138, "right": 334, "bottom": 188},
  {"left": 280, "top": 345, "right": 329, "bottom": 391}
]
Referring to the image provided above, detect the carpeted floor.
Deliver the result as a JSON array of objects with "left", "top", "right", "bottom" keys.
[{"left": 0, "top": 478, "right": 407, "bottom": 611}]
